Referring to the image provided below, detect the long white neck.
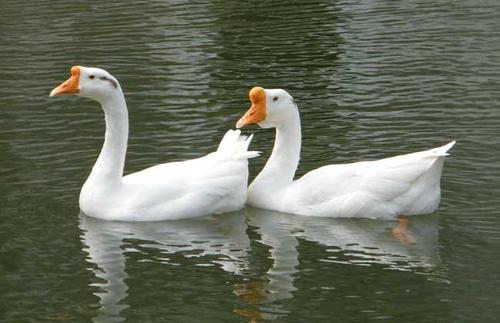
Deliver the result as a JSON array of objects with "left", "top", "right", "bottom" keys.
[
  {"left": 88, "top": 91, "right": 128, "bottom": 183},
  {"left": 249, "top": 107, "right": 301, "bottom": 201}
]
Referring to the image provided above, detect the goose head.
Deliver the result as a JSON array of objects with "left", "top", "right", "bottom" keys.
[
  {"left": 50, "top": 66, "right": 120, "bottom": 102},
  {"left": 236, "top": 87, "right": 297, "bottom": 129}
]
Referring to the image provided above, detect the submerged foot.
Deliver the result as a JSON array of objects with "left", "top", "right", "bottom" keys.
[{"left": 392, "top": 216, "right": 415, "bottom": 245}]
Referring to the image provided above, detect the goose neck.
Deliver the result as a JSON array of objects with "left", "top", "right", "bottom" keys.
[
  {"left": 88, "top": 91, "right": 128, "bottom": 183},
  {"left": 257, "top": 110, "right": 302, "bottom": 187}
]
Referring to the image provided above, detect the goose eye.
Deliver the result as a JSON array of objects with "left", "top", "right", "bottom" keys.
[
  {"left": 89, "top": 75, "right": 95, "bottom": 80},
  {"left": 273, "top": 96, "right": 278, "bottom": 102}
]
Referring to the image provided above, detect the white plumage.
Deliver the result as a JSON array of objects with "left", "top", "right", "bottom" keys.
[
  {"left": 51, "top": 66, "right": 258, "bottom": 221},
  {"left": 86, "top": 130, "right": 257, "bottom": 221},
  {"left": 236, "top": 87, "right": 454, "bottom": 219},
  {"left": 283, "top": 141, "right": 455, "bottom": 219}
]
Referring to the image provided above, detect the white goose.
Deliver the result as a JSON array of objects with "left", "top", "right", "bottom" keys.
[
  {"left": 50, "top": 66, "right": 258, "bottom": 221},
  {"left": 236, "top": 87, "right": 455, "bottom": 219}
]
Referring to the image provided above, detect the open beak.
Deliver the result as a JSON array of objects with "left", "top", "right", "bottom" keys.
[
  {"left": 236, "top": 87, "right": 267, "bottom": 128},
  {"left": 50, "top": 66, "right": 81, "bottom": 97}
]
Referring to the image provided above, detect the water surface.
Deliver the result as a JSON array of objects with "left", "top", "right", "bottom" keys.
[{"left": 1, "top": 0, "right": 499, "bottom": 322}]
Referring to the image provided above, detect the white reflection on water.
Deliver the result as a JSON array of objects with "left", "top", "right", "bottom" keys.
[
  {"left": 79, "top": 211, "right": 250, "bottom": 323},
  {"left": 79, "top": 207, "right": 443, "bottom": 322},
  {"left": 244, "top": 207, "right": 443, "bottom": 319}
]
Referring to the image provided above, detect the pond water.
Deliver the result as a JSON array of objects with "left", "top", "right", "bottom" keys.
[{"left": 1, "top": 0, "right": 499, "bottom": 322}]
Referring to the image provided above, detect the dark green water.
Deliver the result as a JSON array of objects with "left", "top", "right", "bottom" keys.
[{"left": 1, "top": 0, "right": 499, "bottom": 322}]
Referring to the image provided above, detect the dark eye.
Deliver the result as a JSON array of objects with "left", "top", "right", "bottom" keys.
[
  {"left": 89, "top": 75, "right": 95, "bottom": 80},
  {"left": 273, "top": 96, "right": 278, "bottom": 102}
]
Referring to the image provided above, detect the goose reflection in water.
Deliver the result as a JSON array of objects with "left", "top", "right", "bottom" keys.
[
  {"left": 79, "top": 208, "right": 443, "bottom": 322},
  {"left": 79, "top": 211, "right": 251, "bottom": 323},
  {"left": 234, "top": 207, "right": 443, "bottom": 321}
]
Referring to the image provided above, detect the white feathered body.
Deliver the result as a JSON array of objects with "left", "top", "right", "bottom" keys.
[
  {"left": 51, "top": 66, "right": 260, "bottom": 222},
  {"left": 239, "top": 87, "right": 455, "bottom": 219},
  {"left": 81, "top": 130, "right": 258, "bottom": 221},
  {"left": 247, "top": 141, "right": 455, "bottom": 219}
]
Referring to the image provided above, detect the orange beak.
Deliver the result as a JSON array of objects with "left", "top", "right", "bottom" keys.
[
  {"left": 236, "top": 87, "right": 267, "bottom": 128},
  {"left": 50, "top": 66, "right": 81, "bottom": 97}
]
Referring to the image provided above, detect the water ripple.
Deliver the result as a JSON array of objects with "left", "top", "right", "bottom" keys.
[{"left": 1, "top": 0, "right": 500, "bottom": 322}]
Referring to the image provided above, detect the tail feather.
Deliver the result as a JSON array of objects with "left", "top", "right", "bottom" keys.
[
  {"left": 430, "top": 140, "right": 456, "bottom": 157},
  {"left": 217, "top": 129, "right": 260, "bottom": 159}
]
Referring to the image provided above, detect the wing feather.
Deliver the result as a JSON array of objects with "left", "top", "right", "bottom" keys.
[{"left": 284, "top": 143, "right": 454, "bottom": 217}]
